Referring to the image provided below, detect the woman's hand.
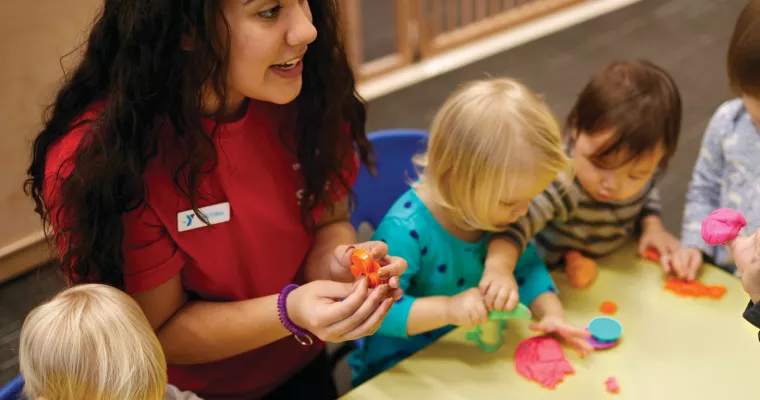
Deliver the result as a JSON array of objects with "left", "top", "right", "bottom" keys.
[
  {"left": 330, "top": 241, "right": 407, "bottom": 298},
  {"left": 730, "top": 230, "right": 760, "bottom": 303},
  {"left": 287, "top": 277, "right": 395, "bottom": 342},
  {"left": 530, "top": 315, "right": 593, "bottom": 357}
]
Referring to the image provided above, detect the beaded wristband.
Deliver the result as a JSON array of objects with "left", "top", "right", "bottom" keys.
[{"left": 277, "top": 284, "right": 314, "bottom": 346}]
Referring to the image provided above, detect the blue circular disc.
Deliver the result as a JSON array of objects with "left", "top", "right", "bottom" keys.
[{"left": 588, "top": 317, "right": 622, "bottom": 342}]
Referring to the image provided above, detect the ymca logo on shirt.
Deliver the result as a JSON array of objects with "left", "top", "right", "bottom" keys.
[{"left": 177, "top": 202, "right": 231, "bottom": 232}]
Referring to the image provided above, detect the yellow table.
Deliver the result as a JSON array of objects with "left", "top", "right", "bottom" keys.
[{"left": 342, "top": 244, "right": 760, "bottom": 399}]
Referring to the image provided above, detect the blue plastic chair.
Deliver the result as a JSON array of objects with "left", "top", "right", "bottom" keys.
[
  {"left": 350, "top": 129, "right": 429, "bottom": 230},
  {"left": 0, "top": 375, "right": 24, "bottom": 400},
  {"left": 330, "top": 129, "right": 428, "bottom": 368}
]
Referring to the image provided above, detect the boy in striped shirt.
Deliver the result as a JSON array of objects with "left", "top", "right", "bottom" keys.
[{"left": 479, "top": 60, "right": 684, "bottom": 311}]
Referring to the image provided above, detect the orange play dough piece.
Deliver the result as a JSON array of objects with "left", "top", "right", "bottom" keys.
[
  {"left": 350, "top": 248, "right": 383, "bottom": 288},
  {"left": 564, "top": 251, "right": 597, "bottom": 288},
  {"left": 600, "top": 301, "right": 617, "bottom": 315},
  {"left": 664, "top": 278, "right": 726, "bottom": 299},
  {"left": 643, "top": 248, "right": 660, "bottom": 262}
]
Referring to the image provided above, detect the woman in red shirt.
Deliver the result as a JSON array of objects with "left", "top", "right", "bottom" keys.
[{"left": 25, "top": 1, "right": 407, "bottom": 399}]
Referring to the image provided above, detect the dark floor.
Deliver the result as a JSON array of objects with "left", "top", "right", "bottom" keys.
[{"left": 0, "top": 0, "right": 747, "bottom": 394}]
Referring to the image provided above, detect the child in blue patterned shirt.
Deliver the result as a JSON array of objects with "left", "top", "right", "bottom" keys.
[
  {"left": 348, "top": 77, "right": 592, "bottom": 387},
  {"left": 675, "top": 0, "right": 760, "bottom": 278}
]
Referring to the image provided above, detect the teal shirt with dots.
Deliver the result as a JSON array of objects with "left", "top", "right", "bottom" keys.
[{"left": 348, "top": 189, "right": 558, "bottom": 387}]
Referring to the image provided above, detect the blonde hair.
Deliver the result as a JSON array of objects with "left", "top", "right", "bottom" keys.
[
  {"left": 19, "top": 284, "right": 167, "bottom": 400},
  {"left": 415, "top": 77, "right": 568, "bottom": 231}
]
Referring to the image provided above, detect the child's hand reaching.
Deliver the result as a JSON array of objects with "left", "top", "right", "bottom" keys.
[
  {"left": 671, "top": 247, "right": 703, "bottom": 281},
  {"left": 638, "top": 223, "right": 680, "bottom": 271},
  {"left": 446, "top": 288, "right": 489, "bottom": 328},
  {"left": 530, "top": 315, "right": 593, "bottom": 356},
  {"left": 479, "top": 269, "right": 520, "bottom": 312}
]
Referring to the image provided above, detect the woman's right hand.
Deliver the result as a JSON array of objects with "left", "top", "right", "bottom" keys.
[
  {"left": 446, "top": 288, "right": 489, "bottom": 328},
  {"left": 730, "top": 230, "right": 760, "bottom": 302},
  {"left": 286, "top": 277, "right": 394, "bottom": 342}
]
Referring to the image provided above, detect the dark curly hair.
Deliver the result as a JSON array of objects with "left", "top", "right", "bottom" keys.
[{"left": 25, "top": 0, "right": 373, "bottom": 289}]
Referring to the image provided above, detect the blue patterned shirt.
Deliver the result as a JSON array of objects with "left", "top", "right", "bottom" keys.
[
  {"left": 682, "top": 99, "right": 760, "bottom": 269},
  {"left": 347, "top": 189, "right": 557, "bottom": 386}
]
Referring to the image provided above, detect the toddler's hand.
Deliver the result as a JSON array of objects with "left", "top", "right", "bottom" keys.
[
  {"left": 671, "top": 247, "right": 703, "bottom": 281},
  {"left": 638, "top": 228, "right": 680, "bottom": 272},
  {"left": 530, "top": 315, "right": 593, "bottom": 357},
  {"left": 479, "top": 269, "right": 519, "bottom": 312},
  {"left": 446, "top": 288, "right": 489, "bottom": 328}
]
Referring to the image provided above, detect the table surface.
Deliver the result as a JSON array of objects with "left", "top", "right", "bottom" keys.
[{"left": 341, "top": 244, "right": 760, "bottom": 399}]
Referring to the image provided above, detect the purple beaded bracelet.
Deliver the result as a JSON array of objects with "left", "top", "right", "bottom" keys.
[{"left": 278, "top": 284, "right": 314, "bottom": 346}]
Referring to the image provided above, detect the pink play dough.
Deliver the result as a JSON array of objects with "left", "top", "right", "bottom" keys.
[
  {"left": 515, "top": 336, "right": 574, "bottom": 389},
  {"left": 701, "top": 208, "right": 747, "bottom": 245},
  {"left": 605, "top": 377, "right": 620, "bottom": 393}
]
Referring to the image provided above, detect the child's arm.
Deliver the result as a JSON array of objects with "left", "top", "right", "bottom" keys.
[
  {"left": 529, "top": 293, "right": 592, "bottom": 356},
  {"left": 638, "top": 191, "right": 680, "bottom": 274},
  {"left": 370, "top": 217, "right": 488, "bottom": 337},
  {"left": 403, "top": 296, "right": 451, "bottom": 336},
  {"left": 514, "top": 244, "right": 592, "bottom": 355},
  {"left": 482, "top": 179, "right": 574, "bottom": 310},
  {"left": 674, "top": 104, "right": 731, "bottom": 278},
  {"left": 371, "top": 217, "right": 424, "bottom": 339},
  {"left": 406, "top": 288, "right": 488, "bottom": 336},
  {"left": 481, "top": 239, "right": 521, "bottom": 310}
]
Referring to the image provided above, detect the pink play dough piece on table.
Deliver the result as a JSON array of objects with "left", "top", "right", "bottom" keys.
[
  {"left": 515, "top": 336, "right": 574, "bottom": 389},
  {"left": 701, "top": 208, "right": 747, "bottom": 245},
  {"left": 605, "top": 376, "right": 620, "bottom": 393}
]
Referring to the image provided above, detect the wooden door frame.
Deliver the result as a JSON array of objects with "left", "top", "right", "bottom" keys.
[{"left": 339, "top": 0, "right": 417, "bottom": 82}]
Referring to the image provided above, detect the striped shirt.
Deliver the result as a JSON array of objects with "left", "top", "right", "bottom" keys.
[{"left": 496, "top": 174, "right": 662, "bottom": 267}]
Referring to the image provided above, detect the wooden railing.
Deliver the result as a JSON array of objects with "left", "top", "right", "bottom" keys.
[
  {"left": 340, "top": 0, "right": 585, "bottom": 82},
  {"left": 417, "top": 0, "right": 584, "bottom": 57},
  {"left": 339, "top": 0, "right": 416, "bottom": 81}
]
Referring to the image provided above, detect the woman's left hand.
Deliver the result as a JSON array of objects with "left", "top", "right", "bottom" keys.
[{"left": 331, "top": 241, "right": 407, "bottom": 299}]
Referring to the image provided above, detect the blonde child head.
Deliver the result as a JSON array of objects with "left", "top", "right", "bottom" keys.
[
  {"left": 19, "top": 284, "right": 166, "bottom": 400},
  {"left": 415, "top": 77, "right": 567, "bottom": 231}
]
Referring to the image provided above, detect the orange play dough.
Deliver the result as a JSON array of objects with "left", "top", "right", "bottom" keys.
[
  {"left": 350, "top": 248, "right": 383, "bottom": 288},
  {"left": 664, "top": 278, "right": 726, "bottom": 299},
  {"left": 564, "top": 251, "right": 597, "bottom": 288},
  {"left": 643, "top": 248, "right": 660, "bottom": 262},
  {"left": 600, "top": 301, "right": 617, "bottom": 315}
]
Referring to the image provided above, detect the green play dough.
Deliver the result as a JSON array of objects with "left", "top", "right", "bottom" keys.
[{"left": 488, "top": 303, "right": 532, "bottom": 320}]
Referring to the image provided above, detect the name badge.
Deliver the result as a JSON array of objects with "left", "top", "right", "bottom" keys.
[{"left": 177, "top": 202, "right": 231, "bottom": 232}]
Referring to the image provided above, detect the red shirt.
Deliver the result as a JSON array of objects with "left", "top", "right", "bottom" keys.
[{"left": 44, "top": 100, "right": 358, "bottom": 399}]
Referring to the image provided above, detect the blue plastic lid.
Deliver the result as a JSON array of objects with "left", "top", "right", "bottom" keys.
[{"left": 588, "top": 316, "right": 622, "bottom": 342}]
